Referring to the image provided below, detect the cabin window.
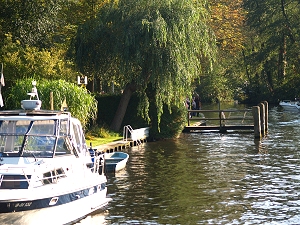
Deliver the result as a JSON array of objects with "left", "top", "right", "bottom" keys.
[
  {"left": 56, "top": 168, "right": 66, "bottom": 178},
  {"left": 55, "top": 137, "right": 72, "bottom": 155},
  {"left": 72, "top": 124, "right": 82, "bottom": 153},
  {"left": 0, "top": 120, "right": 58, "bottom": 157},
  {"left": 59, "top": 120, "right": 68, "bottom": 136},
  {"left": 0, "top": 175, "right": 31, "bottom": 189},
  {"left": 42, "top": 172, "right": 53, "bottom": 184},
  {"left": 27, "top": 120, "right": 55, "bottom": 135},
  {"left": 0, "top": 121, "right": 24, "bottom": 152},
  {"left": 22, "top": 136, "right": 55, "bottom": 157},
  {"left": 42, "top": 168, "right": 66, "bottom": 185}
]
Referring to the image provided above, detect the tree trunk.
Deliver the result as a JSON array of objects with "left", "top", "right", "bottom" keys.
[
  {"left": 109, "top": 82, "right": 136, "bottom": 131},
  {"left": 278, "top": 34, "right": 286, "bottom": 81}
]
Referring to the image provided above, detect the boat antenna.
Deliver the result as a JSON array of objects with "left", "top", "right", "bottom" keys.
[{"left": 30, "top": 81, "right": 39, "bottom": 100}]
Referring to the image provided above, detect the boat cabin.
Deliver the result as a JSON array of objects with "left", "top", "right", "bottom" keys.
[
  {"left": 0, "top": 110, "right": 100, "bottom": 190},
  {"left": 0, "top": 81, "right": 109, "bottom": 218},
  {"left": 0, "top": 110, "right": 87, "bottom": 158}
]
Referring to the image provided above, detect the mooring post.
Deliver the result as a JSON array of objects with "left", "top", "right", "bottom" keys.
[
  {"left": 218, "top": 100, "right": 221, "bottom": 128},
  {"left": 252, "top": 106, "right": 261, "bottom": 139},
  {"left": 262, "top": 101, "right": 268, "bottom": 133},
  {"left": 258, "top": 102, "right": 265, "bottom": 136},
  {"left": 50, "top": 92, "right": 54, "bottom": 110}
]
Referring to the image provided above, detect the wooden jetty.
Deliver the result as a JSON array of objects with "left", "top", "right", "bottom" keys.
[
  {"left": 90, "top": 101, "right": 268, "bottom": 154},
  {"left": 93, "top": 138, "right": 147, "bottom": 154},
  {"left": 183, "top": 101, "right": 268, "bottom": 139},
  {"left": 93, "top": 126, "right": 149, "bottom": 153}
]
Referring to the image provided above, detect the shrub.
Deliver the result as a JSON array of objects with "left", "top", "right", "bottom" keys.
[
  {"left": 4, "top": 78, "right": 97, "bottom": 128},
  {"left": 149, "top": 104, "right": 187, "bottom": 139}
]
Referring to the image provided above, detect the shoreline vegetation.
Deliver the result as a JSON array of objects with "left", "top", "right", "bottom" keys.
[
  {"left": 85, "top": 113, "right": 205, "bottom": 147},
  {"left": 86, "top": 136, "right": 123, "bottom": 147},
  {"left": 85, "top": 126, "right": 123, "bottom": 147},
  {"left": 85, "top": 119, "right": 200, "bottom": 147}
]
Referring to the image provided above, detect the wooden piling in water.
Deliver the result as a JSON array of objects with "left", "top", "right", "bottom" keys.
[
  {"left": 262, "top": 101, "right": 268, "bottom": 133},
  {"left": 184, "top": 101, "right": 268, "bottom": 139},
  {"left": 252, "top": 106, "right": 261, "bottom": 139},
  {"left": 258, "top": 102, "right": 265, "bottom": 136}
]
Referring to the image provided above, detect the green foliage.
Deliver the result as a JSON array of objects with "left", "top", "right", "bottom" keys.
[
  {"left": 197, "top": 73, "right": 233, "bottom": 103},
  {"left": 0, "top": 0, "right": 111, "bottom": 50},
  {"left": 95, "top": 95, "right": 122, "bottom": 126},
  {"left": 95, "top": 94, "right": 148, "bottom": 128},
  {"left": 4, "top": 79, "right": 97, "bottom": 128},
  {"left": 86, "top": 135, "right": 123, "bottom": 146},
  {"left": 85, "top": 125, "right": 120, "bottom": 139},
  {"left": 95, "top": 93, "right": 187, "bottom": 139},
  {"left": 75, "top": 0, "right": 217, "bottom": 127},
  {"left": 0, "top": 0, "right": 65, "bottom": 48},
  {"left": 242, "top": 0, "right": 300, "bottom": 102},
  {"left": 0, "top": 35, "right": 78, "bottom": 87},
  {"left": 149, "top": 104, "right": 187, "bottom": 139}
]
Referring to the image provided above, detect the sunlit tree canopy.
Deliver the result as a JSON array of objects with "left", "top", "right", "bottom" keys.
[{"left": 75, "top": 0, "right": 217, "bottom": 129}]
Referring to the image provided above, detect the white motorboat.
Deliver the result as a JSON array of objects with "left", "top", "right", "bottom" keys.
[
  {"left": 0, "top": 81, "right": 111, "bottom": 225},
  {"left": 279, "top": 100, "right": 300, "bottom": 111}
]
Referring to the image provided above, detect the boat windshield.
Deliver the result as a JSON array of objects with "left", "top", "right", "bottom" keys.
[{"left": 0, "top": 119, "right": 72, "bottom": 158}]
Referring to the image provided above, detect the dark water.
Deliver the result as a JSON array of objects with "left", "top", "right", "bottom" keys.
[{"left": 78, "top": 105, "right": 300, "bottom": 224}]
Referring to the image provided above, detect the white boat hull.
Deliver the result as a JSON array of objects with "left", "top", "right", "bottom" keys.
[
  {"left": 0, "top": 191, "right": 111, "bottom": 225},
  {"left": 0, "top": 82, "right": 112, "bottom": 225},
  {"left": 105, "top": 152, "right": 129, "bottom": 173},
  {"left": 279, "top": 100, "right": 300, "bottom": 111}
]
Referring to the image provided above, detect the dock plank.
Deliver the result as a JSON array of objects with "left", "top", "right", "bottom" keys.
[{"left": 93, "top": 138, "right": 147, "bottom": 153}]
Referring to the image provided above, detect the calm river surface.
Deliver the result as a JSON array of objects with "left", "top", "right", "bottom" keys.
[{"left": 78, "top": 104, "right": 300, "bottom": 225}]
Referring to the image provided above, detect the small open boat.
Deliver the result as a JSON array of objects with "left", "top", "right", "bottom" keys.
[
  {"left": 279, "top": 100, "right": 300, "bottom": 111},
  {"left": 0, "top": 81, "right": 111, "bottom": 225},
  {"left": 105, "top": 152, "right": 129, "bottom": 173}
]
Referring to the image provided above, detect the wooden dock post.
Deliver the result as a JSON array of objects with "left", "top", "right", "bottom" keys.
[
  {"left": 261, "top": 101, "right": 268, "bottom": 133},
  {"left": 252, "top": 106, "right": 261, "bottom": 139},
  {"left": 50, "top": 92, "right": 54, "bottom": 110},
  {"left": 184, "top": 101, "right": 268, "bottom": 136},
  {"left": 258, "top": 102, "right": 265, "bottom": 136}
]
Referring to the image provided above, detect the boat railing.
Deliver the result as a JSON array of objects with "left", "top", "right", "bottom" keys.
[
  {"left": 0, "top": 175, "right": 30, "bottom": 189},
  {"left": 0, "top": 168, "right": 68, "bottom": 189},
  {"left": 88, "top": 149, "right": 105, "bottom": 175}
]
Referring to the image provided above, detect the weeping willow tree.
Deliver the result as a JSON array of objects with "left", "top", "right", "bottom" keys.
[{"left": 75, "top": 0, "right": 216, "bottom": 131}]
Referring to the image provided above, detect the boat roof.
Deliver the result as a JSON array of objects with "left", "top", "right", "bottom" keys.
[{"left": 0, "top": 110, "right": 71, "bottom": 120}]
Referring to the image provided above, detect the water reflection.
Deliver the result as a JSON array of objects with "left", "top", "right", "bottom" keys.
[
  {"left": 76, "top": 106, "right": 300, "bottom": 224},
  {"left": 76, "top": 211, "right": 109, "bottom": 225}
]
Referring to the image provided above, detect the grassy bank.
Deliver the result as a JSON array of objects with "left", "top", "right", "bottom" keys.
[
  {"left": 85, "top": 126, "right": 123, "bottom": 147},
  {"left": 86, "top": 136, "right": 123, "bottom": 147}
]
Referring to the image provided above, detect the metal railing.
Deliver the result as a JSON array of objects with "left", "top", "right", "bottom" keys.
[
  {"left": 123, "top": 125, "right": 133, "bottom": 142},
  {"left": 123, "top": 125, "right": 149, "bottom": 145}
]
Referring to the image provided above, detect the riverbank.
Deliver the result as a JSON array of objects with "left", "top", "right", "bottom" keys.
[
  {"left": 86, "top": 126, "right": 149, "bottom": 153},
  {"left": 91, "top": 137, "right": 147, "bottom": 153},
  {"left": 86, "top": 136, "right": 123, "bottom": 147}
]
